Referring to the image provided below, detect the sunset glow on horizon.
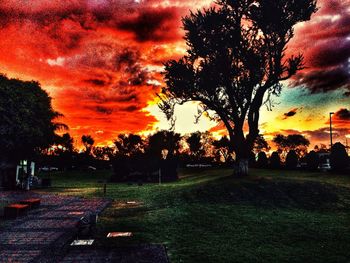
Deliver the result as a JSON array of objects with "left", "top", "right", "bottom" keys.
[{"left": 0, "top": 0, "right": 349, "bottom": 148}]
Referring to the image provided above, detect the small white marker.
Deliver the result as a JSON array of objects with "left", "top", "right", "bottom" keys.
[
  {"left": 70, "top": 239, "right": 94, "bottom": 246},
  {"left": 107, "top": 232, "right": 133, "bottom": 238}
]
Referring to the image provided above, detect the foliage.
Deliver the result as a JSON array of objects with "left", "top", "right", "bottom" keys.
[
  {"left": 285, "top": 150, "right": 298, "bottom": 169},
  {"left": 254, "top": 134, "right": 271, "bottom": 154},
  {"left": 81, "top": 135, "right": 95, "bottom": 155},
  {"left": 0, "top": 74, "right": 64, "bottom": 161},
  {"left": 305, "top": 150, "right": 320, "bottom": 171},
  {"left": 273, "top": 134, "right": 310, "bottom": 157},
  {"left": 114, "top": 134, "right": 144, "bottom": 157},
  {"left": 159, "top": 0, "right": 317, "bottom": 175},
  {"left": 330, "top": 143, "right": 349, "bottom": 172},
  {"left": 212, "top": 136, "right": 234, "bottom": 163},
  {"left": 269, "top": 151, "right": 281, "bottom": 169},
  {"left": 256, "top": 151, "right": 268, "bottom": 168},
  {"left": 185, "top": 131, "right": 213, "bottom": 161},
  {"left": 146, "top": 130, "right": 182, "bottom": 158},
  {"left": 93, "top": 146, "right": 114, "bottom": 161}
]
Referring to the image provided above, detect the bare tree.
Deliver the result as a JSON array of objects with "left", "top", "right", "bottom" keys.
[{"left": 158, "top": 0, "right": 317, "bottom": 175}]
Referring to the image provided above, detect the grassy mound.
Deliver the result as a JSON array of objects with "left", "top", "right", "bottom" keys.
[
  {"left": 37, "top": 168, "right": 350, "bottom": 263},
  {"left": 187, "top": 178, "right": 344, "bottom": 210}
]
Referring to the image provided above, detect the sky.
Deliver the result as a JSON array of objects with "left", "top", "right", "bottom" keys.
[{"left": 0, "top": 0, "right": 349, "bottom": 149}]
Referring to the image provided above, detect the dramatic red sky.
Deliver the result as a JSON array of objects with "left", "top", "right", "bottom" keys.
[{"left": 0, "top": 0, "right": 349, "bottom": 148}]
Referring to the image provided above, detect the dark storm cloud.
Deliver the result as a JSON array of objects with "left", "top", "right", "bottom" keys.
[
  {"left": 290, "top": 0, "right": 350, "bottom": 96},
  {"left": 95, "top": 106, "right": 113, "bottom": 115},
  {"left": 292, "top": 66, "right": 350, "bottom": 95},
  {"left": 121, "top": 105, "right": 141, "bottom": 112},
  {"left": 283, "top": 108, "right": 298, "bottom": 119},
  {"left": 85, "top": 79, "right": 107, "bottom": 86},
  {"left": 335, "top": 108, "right": 350, "bottom": 120},
  {"left": 117, "top": 8, "right": 179, "bottom": 42},
  {"left": 304, "top": 127, "right": 350, "bottom": 141}
]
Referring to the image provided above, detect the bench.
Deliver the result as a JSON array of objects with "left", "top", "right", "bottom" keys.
[
  {"left": 20, "top": 198, "right": 41, "bottom": 209},
  {"left": 4, "top": 204, "right": 29, "bottom": 219}
]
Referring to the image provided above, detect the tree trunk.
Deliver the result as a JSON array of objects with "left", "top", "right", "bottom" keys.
[
  {"left": 232, "top": 139, "right": 251, "bottom": 177},
  {"left": 234, "top": 158, "right": 249, "bottom": 177}
]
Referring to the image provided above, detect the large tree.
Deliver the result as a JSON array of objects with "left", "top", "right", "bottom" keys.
[
  {"left": 0, "top": 74, "right": 64, "bottom": 162},
  {"left": 159, "top": 0, "right": 317, "bottom": 175}
]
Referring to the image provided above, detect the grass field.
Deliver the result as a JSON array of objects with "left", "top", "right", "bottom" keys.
[{"left": 37, "top": 168, "right": 350, "bottom": 263}]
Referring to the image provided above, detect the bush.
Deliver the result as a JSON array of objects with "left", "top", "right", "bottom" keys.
[
  {"left": 256, "top": 152, "right": 268, "bottom": 168},
  {"left": 305, "top": 150, "right": 320, "bottom": 171},
  {"left": 285, "top": 150, "right": 298, "bottom": 170},
  {"left": 248, "top": 151, "right": 256, "bottom": 168},
  {"left": 330, "top": 143, "right": 349, "bottom": 172},
  {"left": 269, "top": 151, "right": 281, "bottom": 169},
  {"left": 110, "top": 156, "right": 130, "bottom": 182}
]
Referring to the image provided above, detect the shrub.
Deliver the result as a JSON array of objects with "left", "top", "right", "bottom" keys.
[
  {"left": 256, "top": 152, "right": 268, "bottom": 168},
  {"left": 269, "top": 151, "right": 281, "bottom": 169},
  {"left": 286, "top": 150, "right": 298, "bottom": 169},
  {"left": 330, "top": 143, "right": 349, "bottom": 172},
  {"left": 305, "top": 150, "right": 320, "bottom": 171}
]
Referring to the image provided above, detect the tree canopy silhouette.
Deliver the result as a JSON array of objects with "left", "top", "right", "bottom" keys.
[
  {"left": 159, "top": 0, "right": 317, "bottom": 175},
  {"left": 273, "top": 134, "right": 310, "bottom": 157},
  {"left": 147, "top": 130, "right": 182, "bottom": 159},
  {"left": 81, "top": 135, "right": 95, "bottom": 155},
  {"left": 0, "top": 74, "right": 65, "bottom": 162},
  {"left": 114, "top": 134, "right": 144, "bottom": 157}
]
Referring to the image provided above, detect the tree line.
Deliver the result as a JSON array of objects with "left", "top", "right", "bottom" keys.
[{"left": 41, "top": 131, "right": 349, "bottom": 179}]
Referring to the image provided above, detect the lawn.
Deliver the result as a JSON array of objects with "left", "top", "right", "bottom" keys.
[{"left": 37, "top": 168, "right": 350, "bottom": 263}]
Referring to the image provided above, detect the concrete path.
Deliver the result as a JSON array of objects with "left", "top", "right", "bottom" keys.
[
  {"left": 0, "top": 192, "right": 169, "bottom": 263},
  {"left": 0, "top": 191, "right": 110, "bottom": 263}
]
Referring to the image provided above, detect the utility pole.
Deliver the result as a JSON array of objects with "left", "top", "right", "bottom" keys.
[{"left": 330, "top": 112, "right": 334, "bottom": 149}]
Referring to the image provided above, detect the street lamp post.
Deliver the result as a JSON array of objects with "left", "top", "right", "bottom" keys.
[{"left": 330, "top": 112, "right": 334, "bottom": 149}]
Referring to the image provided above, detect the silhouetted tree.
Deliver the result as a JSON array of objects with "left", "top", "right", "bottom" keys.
[
  {"left": 0, "top": 74, "right": 65, "bottom": 161},
  {"left": 94, "top": 146, "right": 114, "bottom": 161},
  {"left": 330, "top": 143, "right": 349, "bottom": 172},
  {"left": 54, "top": 133, "right": 75, "bottom": 170},
  {"left": 314, "top": 143, "right": 328, "bottom": 153},
  {"left": 256, "top": 152, "right": 268, "bottom": 168},
  {"left": 269, "top": 151, "right": 281, "bottom": 169},
  {"left": 305, "top": 150, "right": 320, "bottom": 171},
  {"left": 114, "top": 134, "right": 144, "bottom": 157},
  {"left": 147, "top": 130, "right": 182, "bottom": 158},
  {"left": 273, "top": 134, "right": 310, "bottom": 158},
  {"left": 285, "top": 150, "right": 298, "bottom": 169},
  {"left": 158, "top": 0, "right": 317, "bottom": 176},
  {"left": 212, "top": 136, "right": 234, "bottom": 163},
  {"left": 81, "top": 135, "right": 94, "bottom": 155},
  {"left": 254, "top": 134, "right": 271, "bottom": 154},
  {"left": 186, "top": 131, "right": 205, "bottom": 161},
  {"left": 0, "top": 74, "right": 66, "bottom": 188}
]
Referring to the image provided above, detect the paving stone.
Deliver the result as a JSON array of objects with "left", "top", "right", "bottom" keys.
[
  {"left": 14, "top": 219, "right": 79, "bottom": 229},
  {"left": 57, "top": 200, "right": 110, "bottom": 212},
  {"left": 39, "top": 210, "right": 86, "bottom": 219},
  {"left": 0, "top": 231, "right": 64, "bottom": 246},
  {"left": 0, "top": 250, "right": 41, "bottom": 263}
]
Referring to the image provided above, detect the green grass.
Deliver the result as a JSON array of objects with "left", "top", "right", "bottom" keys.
[{"left": 37, "top": 168, "right": 350, "bottom": 263}]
